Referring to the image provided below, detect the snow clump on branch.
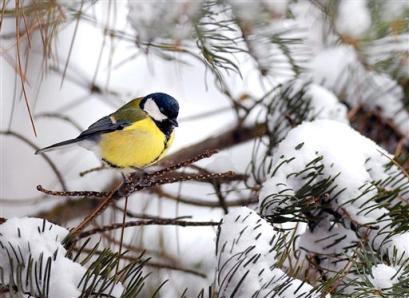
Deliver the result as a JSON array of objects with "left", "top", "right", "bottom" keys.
[
  {"left": 259, "top": 120, "right": 409, "bottom": 293},
  {"left": 0, "top": 217, "right": 124, "bottom": 297},
  {"left": 215, "top": 207, "right": 322, "bottom": 298}
]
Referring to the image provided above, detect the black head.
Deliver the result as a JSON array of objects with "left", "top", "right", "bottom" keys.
[{"left": 140, "top": 92, "right": 179, "bottom": 139}]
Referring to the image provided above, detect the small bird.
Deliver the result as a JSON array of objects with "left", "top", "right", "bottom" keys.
[{"left": 36, "top": 92, "right": 179, "bottom": 169}]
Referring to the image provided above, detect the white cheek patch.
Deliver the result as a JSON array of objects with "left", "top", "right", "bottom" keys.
[{"left": 144, "top": 98, "right": 168, "bottom": 121}]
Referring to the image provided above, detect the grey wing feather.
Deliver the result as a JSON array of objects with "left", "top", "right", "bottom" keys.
[
  {"left": 35, "top": 115, "right": 130, "bottom": 154},
  {"left": 78, "top": 115, "right": 130, "bottom": 138}
]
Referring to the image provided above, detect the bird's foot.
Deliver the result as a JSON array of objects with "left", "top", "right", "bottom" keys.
[{"left": 120, "top": 167, "right": 152, "bottom": 187}]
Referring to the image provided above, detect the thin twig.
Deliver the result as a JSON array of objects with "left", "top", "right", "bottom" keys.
[
  {"left": 15, "top": 0, "right": 37, "bottom": 136},
  {"left": 60, "top": 0, "right": 83, "bottom": 88},
  {"left": 151, "top": 187, "right": 258, "bottom": 208},
  {"left": 112, "top": 204, "right": 192, "bottom": 220},
  {"left": 79, "top": 164, "right": 108, "bottom": 177},
  {"left": 54, "top": 151, "right": 234, "bottom": 244},
  {"left": 140, "top": 149, "right": 218, "bottom": 178},
  {"left": 116, "top": 195, "right": 128, "bottom": 274},
  {"left": 36, "top": 185, "right": 108, "bottom": 198},
  {"left": 35, "top": 112, "right": 83, "bottom": 132},
  {"left": 75, "top": 218, "right": 220, "bottom": 241}
]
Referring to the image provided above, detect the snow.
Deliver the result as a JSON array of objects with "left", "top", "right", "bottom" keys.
[
  {"left": 365, "top": 34, "right": 409, "bottom": 78},
  {"left": 263, "top": 0, "right": 289, "bottom": 16},
  {"left": 228, "top": 0, "right": 289, "bottom": 23},
  {"left": 387, "top": 233, "right": 409, "bottom": 262},
  {"left": 205, "top": 152, "right": 237, "bottom": 173},
  {"left": 309, "top": 46, "right": 409, "bottom": 138},
  {"left": 127, "top": 0, "right": 203, "bottom": 41},
  {"left": 216, "top": 207, "right": 320, "bottom": 298},
  {"left": 381, "top": 0, "right": 409, "bottom": 21},
  {"left": 335, "top": 0, "right": 371, "bottom": 38},
  {"left": 264, "top": 80, "right": 348, "bottom": 141},
  {"left": 309, "top": 45, "right": 362, "bottom": 96},
  {"left": 291, "top": 80, "right": 349, "bottom": 124},
  {"left": 369, "top": 264, "right": 399, "bottom": 290},
  {"left": 0, "top": 217, "right": 123, "bottom": 297},
  {"left": 297, "top": 219, "right": 359, "bottom": 275},
  {"left": 291, "top": 0, "right": 333, "bottom": 51},
  {"left": 259, "top": 120, "right": 409, "bottom": 264},
  {"left": 364, "top": 72, "right": 409, "bottom": 137}
]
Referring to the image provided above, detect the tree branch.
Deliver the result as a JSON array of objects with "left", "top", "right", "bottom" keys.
[{"left": 75, "top": 218, "right": 220, "bottom": 242}]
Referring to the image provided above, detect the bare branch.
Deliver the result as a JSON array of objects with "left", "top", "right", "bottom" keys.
[{"left": 75, "top": 218, "right": 219, "bottom": 241}]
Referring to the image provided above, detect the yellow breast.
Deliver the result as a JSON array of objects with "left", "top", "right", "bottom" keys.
[{"left": 99, "top": 118, "right": 174, "bottom": 168}]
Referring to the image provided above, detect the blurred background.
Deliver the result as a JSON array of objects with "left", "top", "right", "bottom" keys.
[{"left": 1, "top": 0, "right": 408, "bottom": 296}]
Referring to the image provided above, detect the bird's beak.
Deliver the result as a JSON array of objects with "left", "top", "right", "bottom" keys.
[{"left": 170, "top": 119, "right": 178, "bottom": 127}]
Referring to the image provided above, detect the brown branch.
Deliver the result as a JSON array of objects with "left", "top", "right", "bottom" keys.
[
  {"left": 67, "top": 171, "right": 235, "bottom": 244},
  {"left": 75, "top": 218, "right": 220, "bottom": 241},
  {"left": 112, "top": 204, "right": 192, "bottom": 220},
  {"left": 79, "top": 164, "right": 108, "bottom": 177},
  {"left": 151, "top": 187, "right": 258, "bottom": 208},
  {"left": 144, "top": 260, "right": 207, "bottom": 279},
  {"left": 36, "top": 172, "right": 239, "bottom": 218},
  {"left": 142, "top": 149, "right": 218, "bottom": 177},
  {"left": 36, "top": 151, "right": 238, "bottom": 245},
  {"left": 36, "top": 185, "right": 109, "bottom": 198}
]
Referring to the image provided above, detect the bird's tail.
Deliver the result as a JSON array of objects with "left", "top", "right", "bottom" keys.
[{"left": 35, "top": 138, "right": 80, "bottom": 154}]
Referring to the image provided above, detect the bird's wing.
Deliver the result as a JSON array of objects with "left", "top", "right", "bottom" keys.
[
  {"left": 78, "top": 98, "right": 147, "bottom": 139},
  {"left": 35, "top": 98, "right": 147, "bottom": 154},
  {"left": 78, "top": 116, "right": 130, "bottom": 138}
]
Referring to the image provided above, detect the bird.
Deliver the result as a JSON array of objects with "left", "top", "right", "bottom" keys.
[{"left": 36, "top": 92, "right": 179, "bottom": 169}]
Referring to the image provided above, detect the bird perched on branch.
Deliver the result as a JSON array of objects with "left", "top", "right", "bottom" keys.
[{"left": 36, "top": 92, "right": 179, "bottom": 169}]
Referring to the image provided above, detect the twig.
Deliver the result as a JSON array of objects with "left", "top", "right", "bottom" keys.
[
  {"left": 140, "top": 149, "right": 218, "bottom": 178},
  {"left": 15, "top": 0, "right": 37, "bottom": 137},
  {"left": 48, "top": 152, "right": 235, "bottom": 245},
  {"left": 112, "top": 204, "right": 192, "bottom": 220},
  {"left": 35, "top": 112, "right": 83, "bottom": 132},
  {"left": 79, "top": 164, "right": 109, "bottom": 177},
  {"left": 144, "top": 260, "right": 207, "bottom": 279},
  {"left": 118, "top": 171, "right": 238, "bottom": 197},
  {"left": 116, "top": 195, "right": 128, "bottom": 274},
  {"left": 151, "top": 187, "right": 258, "bottom": 208},
  {"left": 60, "top": 0, "right": 83, "bottom": 88},
  {"left": 75, "top": 218, "right": 219, "bottom": 241},
  {"left": 36, "top": 185, "right": 109, "bottom": 198}
]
